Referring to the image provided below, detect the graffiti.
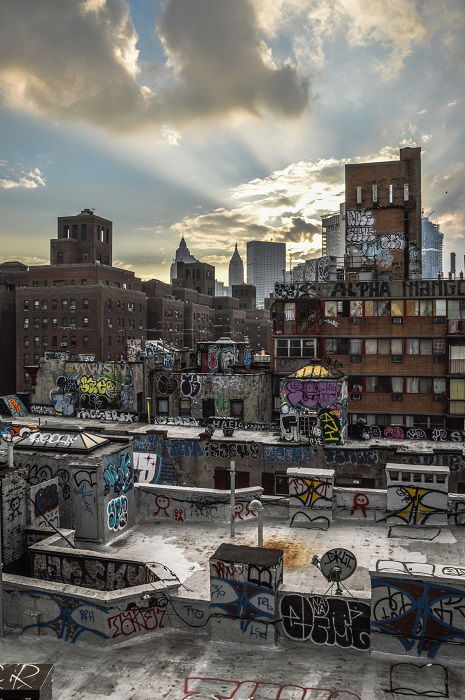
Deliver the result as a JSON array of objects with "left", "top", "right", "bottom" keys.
[
  {"left": 183, "top": 605, "right": 205, "bottom": 620},
  {"left": 244, "top": 348, "right": 252, "bottom": 368},
  {"left": 346, "top": 208, "right": 375, "bottom": 242},
  {"left": 44, "top": 351, "right": 69, "bottom": 360},
  {"left": 215, "top": 390, "right": 230, "bottom": 414},
  {"left": 108, "top": 606, "right": 165, "bottom": 638},
  {"left": 32, "top": 551, "right": 157, "bottom": 590},
  {"left": 279, "top": 594, "right": 370, "bottom": 650},
  {"left": 7, "top": 496, "right": 22, "bottom": 521},
  {"left": 0, "top": 664, "right": 52, "bottom": 692},
  {"left": 220, "top": 347, "right": 238, "bottom": 374},
  {"left": 1, "top": 395, "right": 28, "bottom": 417},
  {"left": 153, "top": 416, "right": 199, "bottom": 426},
  {"left": 152, "top": 495, "right": 170, "bottom": 518},
  {"left": 73, "top": 483, "right": 94, "bottom": 515},
  {"left": 107, "top": 496, "right": 128, "bottom": 531},
  {"left": 350, "top": 493, "right": 369, "bottom": 518},
  {"left": 79, "top": 375, "right": 116, "bottom": 398},
  {"left": 182, "top": 677, "right": 362, "bottom": 699},
  {"left": 32, "top": 482, "right": 59, "bottom": 527},
  {"left": 0, "top": 423, "right": 38, "bottom": 444},
  {"left": 375, "top": 561, "right": 437, "bottom": 577},
  {"left": 156, "top": 374, "right": 179, "bottom": 395},
  {"left": 28, "top": 431, "right": 78, "bottom": 448},
  {"left": 76, "top": 409, "right": 138, "bottom": 422},
  {"left": 26, "top": 463, "right": 71, "bottom": 500},
  {"left": 264, "top": 446, "right": 312, "bottom": 465},
  {"left": 103, "top": 453, "right": 133, "bottom": 495},
  {"left": 387, "top": 485, "right": 447, "bottom": 526},
  {"left": 389, "top": 662, "right": 449, "bottom": 698},
  {"left": 409, "top": 243, "right": 422, "bottom": 280},
  {"left": 72, "top": 469, "right": 96, "bottom": 515},
  {"left": 325, "top": 449, "right": 378, "bottom": 466},
  {"left": 30, "top": 404, "right": 56, "bottom": 415},
  {"left": 282, "top": 379, "right": 340, "bottom": 410},
  {"left": 21, "top": 591, "right": 108, "bottom": 643},
  {"left": 211, "top": 417, "right": 279, "bottom": 431},
  {"left": 204, "top": 441, "right": 260, "bottom": 460},
  {"left": 319, "top": 408, "right": 342, "bottom": 444},
  {"left": 210, "top": 578, "right": 275, "bottom": 631},
  {"left": 134, "top": 452, "right": 162, "bottom": 484},
  {"left": 208, "top": 346, "right": 219, "bottom": 372},
  {"left": 180, "top": 374, "right": 202, "bottom": 398},
  {"left": 384, "top": 426, "right": 405, "bottom": 440},
  {"left": 289, "top": 477, "right": 331, "bottom": 509},
  {"left": 372, "top": 577, "right": 465, "bottom": 658},
  {"left": 234, "top": 502, "right": 257, "bottom": 520}
]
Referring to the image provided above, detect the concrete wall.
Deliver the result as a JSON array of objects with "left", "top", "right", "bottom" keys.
[
  {"left": 277, "top": 591, "right": 371, "bottom": 651},
  {"left": 370, "top": 561, "right": 465, "bottom": 661},
  {"left": 29, "top": 358, "right": 144, "bottom": 420},
  {"left": 334, "top": 487, "right": 386, "bottom": 521},
  {"left": 0, "top": 471, "right": 28, "bottom": 566},
  {"left": 152, "top": 371, "right": 272, "bottom": 424},
  {"left": 136, "top": 484, "right": 270, "bottom": 523}
]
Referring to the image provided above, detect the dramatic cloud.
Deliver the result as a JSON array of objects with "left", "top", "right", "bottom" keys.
[
  {"left": 0, "top": 0, "right": 309, "bottom": 133},
  {"left": 0, "top": 163, "right": 45, "bottom": 189}
]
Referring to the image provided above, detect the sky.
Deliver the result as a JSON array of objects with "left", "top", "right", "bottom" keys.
[{"left": 0, "top": 0, "right": 464, "bottom": 283}]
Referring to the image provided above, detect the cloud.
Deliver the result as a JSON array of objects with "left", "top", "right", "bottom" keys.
[
  {"left": 0, "top": 163, "right": 46, "bottom": 189},
  {"left": 0, "top": 0, "right": 309, "bottom": 133}
]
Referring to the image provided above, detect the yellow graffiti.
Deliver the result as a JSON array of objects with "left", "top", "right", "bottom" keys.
[
  {"left": 291, "top": 478, "right": 330, "bottom": 508},
  {"left": 79, "top": 375, "right": 118, "bottom": 398},
  {"left": 319, "top": 410, "right": 340, "bottom": 442},
  {"left": 391, "top": 486, "right": 438, "bottom": 526}
]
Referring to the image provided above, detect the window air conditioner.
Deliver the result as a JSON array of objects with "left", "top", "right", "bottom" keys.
[
  {"left": 433, "top": 317, "right": 445, "bottom": 324},
  {"left": 392, "top": 393, "right": 403, "bottom": 401},
  {"left": 351, "top": 393, "right": 362, "bottom": 400},
  {"left": 392, "top": 317, "right": 403, "bottom": 324},
  {"left": 391, "top": 355, "right": 403, "bottom": 363}
]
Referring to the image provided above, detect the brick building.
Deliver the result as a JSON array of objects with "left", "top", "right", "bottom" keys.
[
  {"left": 51, "top": 209, "right": 113, "bottom": 266},
  {"left": 344, "top": 147, "right": 422, "bottom": 280},
  {"left": 272, "top": 278, "right": 465, "bottom": 432},
  {"left": 232, "top": 283, "right": 256, "bottom": 310},
  {"left": 213, "top": 296, "right": 246, "bottom": 342},
  {"left": 0, "top": 262, "right": 26, "bottom": 394},
  {"left": 173, "top": 261, "right": 215, "bottom": 297},
  {"left": 143, "top": 279, "right": 185, "bottom": 349}
]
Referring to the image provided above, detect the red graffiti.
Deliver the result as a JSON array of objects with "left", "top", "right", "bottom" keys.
[
  {"left": 234, "top": 502, "right": 257, "bottom": 520},
  {"left": 152, "top": 495, "right": 170, "bottom": 518},
  {"left": 183, "top": 677, "right": 361, "bottom": 699},
  {"left": 350, "top": 493, "right": 369, "bottom": 518},
  {"left": 174, "top": 508, "right": 184, "bottom": 522},
  {"left": 212, "top": 561, "right": 239, "bottom": 578},
  {"left": 0, "top": 424, "right": 38, "bottom": 444},
  {"left": 108, "top": 606, "right": 165, "bottom": 638}
]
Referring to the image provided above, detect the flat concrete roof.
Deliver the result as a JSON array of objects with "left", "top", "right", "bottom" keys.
[
  {"left": 387, "top": 463, "right": 450, "bottom": 474},
  {"left": 287, "top": 467, "right": 335, "bottom": 478}
]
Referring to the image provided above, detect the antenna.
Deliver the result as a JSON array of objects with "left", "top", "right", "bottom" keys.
[{"left": 312, "top": 548, "right": 357, "bottom": 596}]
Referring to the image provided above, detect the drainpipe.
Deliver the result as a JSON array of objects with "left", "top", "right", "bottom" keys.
[
  {"left": 249, "top": 499, "right": 264, "bottom": 547},
  {"left": 229, "top": 459, "right": 236, "bottom": 539}
]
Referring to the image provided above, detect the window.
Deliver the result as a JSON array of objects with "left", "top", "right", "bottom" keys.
[
  {"left": 41, "top": 301, "right": 47, "bottom": 311},
  {"left": 284, "top": 303, "right": 295, "bottom": 321},
  {"left": 324, "top": 301, "right": 338, "bottom": 317},
  {"left": 42, "top": 318, "right": 48, "bottom": 328},
  {"left": 391, "top": 377, "right": 403, "bottom": 392},
  {"left": 108, "top": 336, "right": 112, "bottom": 346},
  {"left": 108, "top": 317, "right": 112, "bottom": 328},
  {"left": 24, "top": 336, "right": 30, "bottom": 347},
  {"left": 230, "top": 400, "right": 244, "bottom": 418},
  {"left": 350, "top": 300, "right": 363, "bottom": 317},
  {"left": 356, "top": 186, "right": 362, "bottom": 203},
  {"left": 391, "top": 338, "right": 403, "bottom": 354},
  {"left": 433, "top": 339, "right": 446, "bottom": 354},
  {"left": 365, "top": 377, "right": 391, "bottom": 392},
  {"left": 83, "top": 317, "right": 89, "bottom": 327},
  {"left": 391, "top": 300, "right": 404, "bottom": 316},
  {"left": 157, "top": 399, "right": 168, "bottom": 416},
  {"left": 275, "top": 474, "right": 289, "bottom": 496},
  {"left": 33, "top": 318, "right": 40, "bottom": 329},
  {"left": 435, "top": 300, "right": 446, "bottom": 316},
  {"left": 406, "top": 339, "right": 419, "bottom": 355},
  {"left": 350, "top": 339, "right": 362, "bottom": 354},
  {"left": 179, "top": 399, "right": 190, "bottom": 416},
  {"left": 433, "top": 378, "right": 446, "bottom": 394},
  {"left": 52, "top": 299, "right": 58, "bottom": 310},
  {"left": 23, "top": 300, "right": 29, "bottom": 311},
  {"left": 365, "top": 339, "right": 390, "bottom": 355},
  {"left": 406, "top": 300, "right": 419, "bottom": 316},
  {"left": 62, "top": 299, "right": 68, "bottom": 309},
  {"left": 23, "top": 318, "right": 29, "bottom": 329},
  {"left": 276, "top": 338, "right": 317, "bottom": 357},
  {"left": 83, "top": 335, "right": 89, "bottom": 346},
  {"left": 406, "top": 377, "right": 419, "bottom": 393},
  {"left": 81, "top": 279, "right": 87, "bottom": 285},
  {"left": 450, "top": 379, "right": 465, "bottom": 400},
  {"left": 70, "top": 299, "right": 76, "bottom": 310},
  {"left": 325, "top": 339, "right": 337, "bottom": 355},
  {"left": 52, "top": 336, "right": 57, "bottom": 347},
  {"left": 56, "top": 252, "right": 64, "bottom": 264},
  {"left": 33, "top": 336, "right": 40, "bottom": 347},
  {"left": 33, "top": 300, "right": 39, "bottom": 310},
  {"left": 42, "top": 336, "right": 48, "bottom": 347},
  {"left": 419, "top": 339, "right": 432, "bottom": 354},
  {"left": 419, "top": 300, "right": 432, "bottom": 316}
]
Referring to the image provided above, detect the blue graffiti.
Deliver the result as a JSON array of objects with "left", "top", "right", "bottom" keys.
[
  {"left": 73, "top": 484, "right": 94, "bottom": 514},
  {"left": 263, "top": 446, "right": 311, "bottom": 464},
  {"left": 107, "top": 495, "right": 128, "bottom": 531},
  {"left": 103, "top": 452, "right": 133, "bottom": 495},
  {"left": 372, "top": 577, "right": 465, "bottom": 658},
  {"left": 210, "top": 578, "right": 276, "bottom": 632},
  {"left": 21, "top": 591, "right": 109, "bottom": 643}
]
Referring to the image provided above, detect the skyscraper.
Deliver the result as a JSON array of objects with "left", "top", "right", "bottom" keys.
[
  {"left": 247, "top": 241, "right": 286, "bottom": 308},
  {"left": 421, "top": 216, "right": 444, "bottom": 279},
  {"left": 228, "top": 243, "right": 244, "bottom": 287},
  {"left": 170, "top": 236, "right": 196, "bottom": 282}
]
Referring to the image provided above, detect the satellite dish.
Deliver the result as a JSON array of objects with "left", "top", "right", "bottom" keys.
[{"left": 312, "top": 548, "right": 357, "bottom": 595}]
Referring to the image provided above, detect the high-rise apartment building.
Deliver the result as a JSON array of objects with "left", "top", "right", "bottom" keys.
[
  {"left": 228, "top": 244, "right": 244, "bottom": 287},
  {"left": 344, "top": 147, "right": 422, "bottom": 280},
  {"left": 247, "top": 241, "right": 286, "bottom": 308},
  {"left": 422, "top": 216, "right": 444, "bottom": 279},
  {"left": 321, "top": 205, "right": 345, "bottom": 258}
]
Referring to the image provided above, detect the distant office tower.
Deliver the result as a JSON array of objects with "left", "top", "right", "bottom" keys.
[
  {"left": 247, "top": 241, "right": 286, "bottom": 308},
  {"left": 170, "top": 236, "right": 196, "bottom": 282},
  {"left": 322, "top": 205, "right": 345, "bottom": 258},
  {"left": 228, "top": 243, "right": 244, "bottom": 287},
  {"left": 421, "top": 216, "right": 444, "bottom": 279}
]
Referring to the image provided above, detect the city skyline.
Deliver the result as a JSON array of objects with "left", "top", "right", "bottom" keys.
[{"left": 0, "top": 0, "right": 464, "bottom": 284}]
